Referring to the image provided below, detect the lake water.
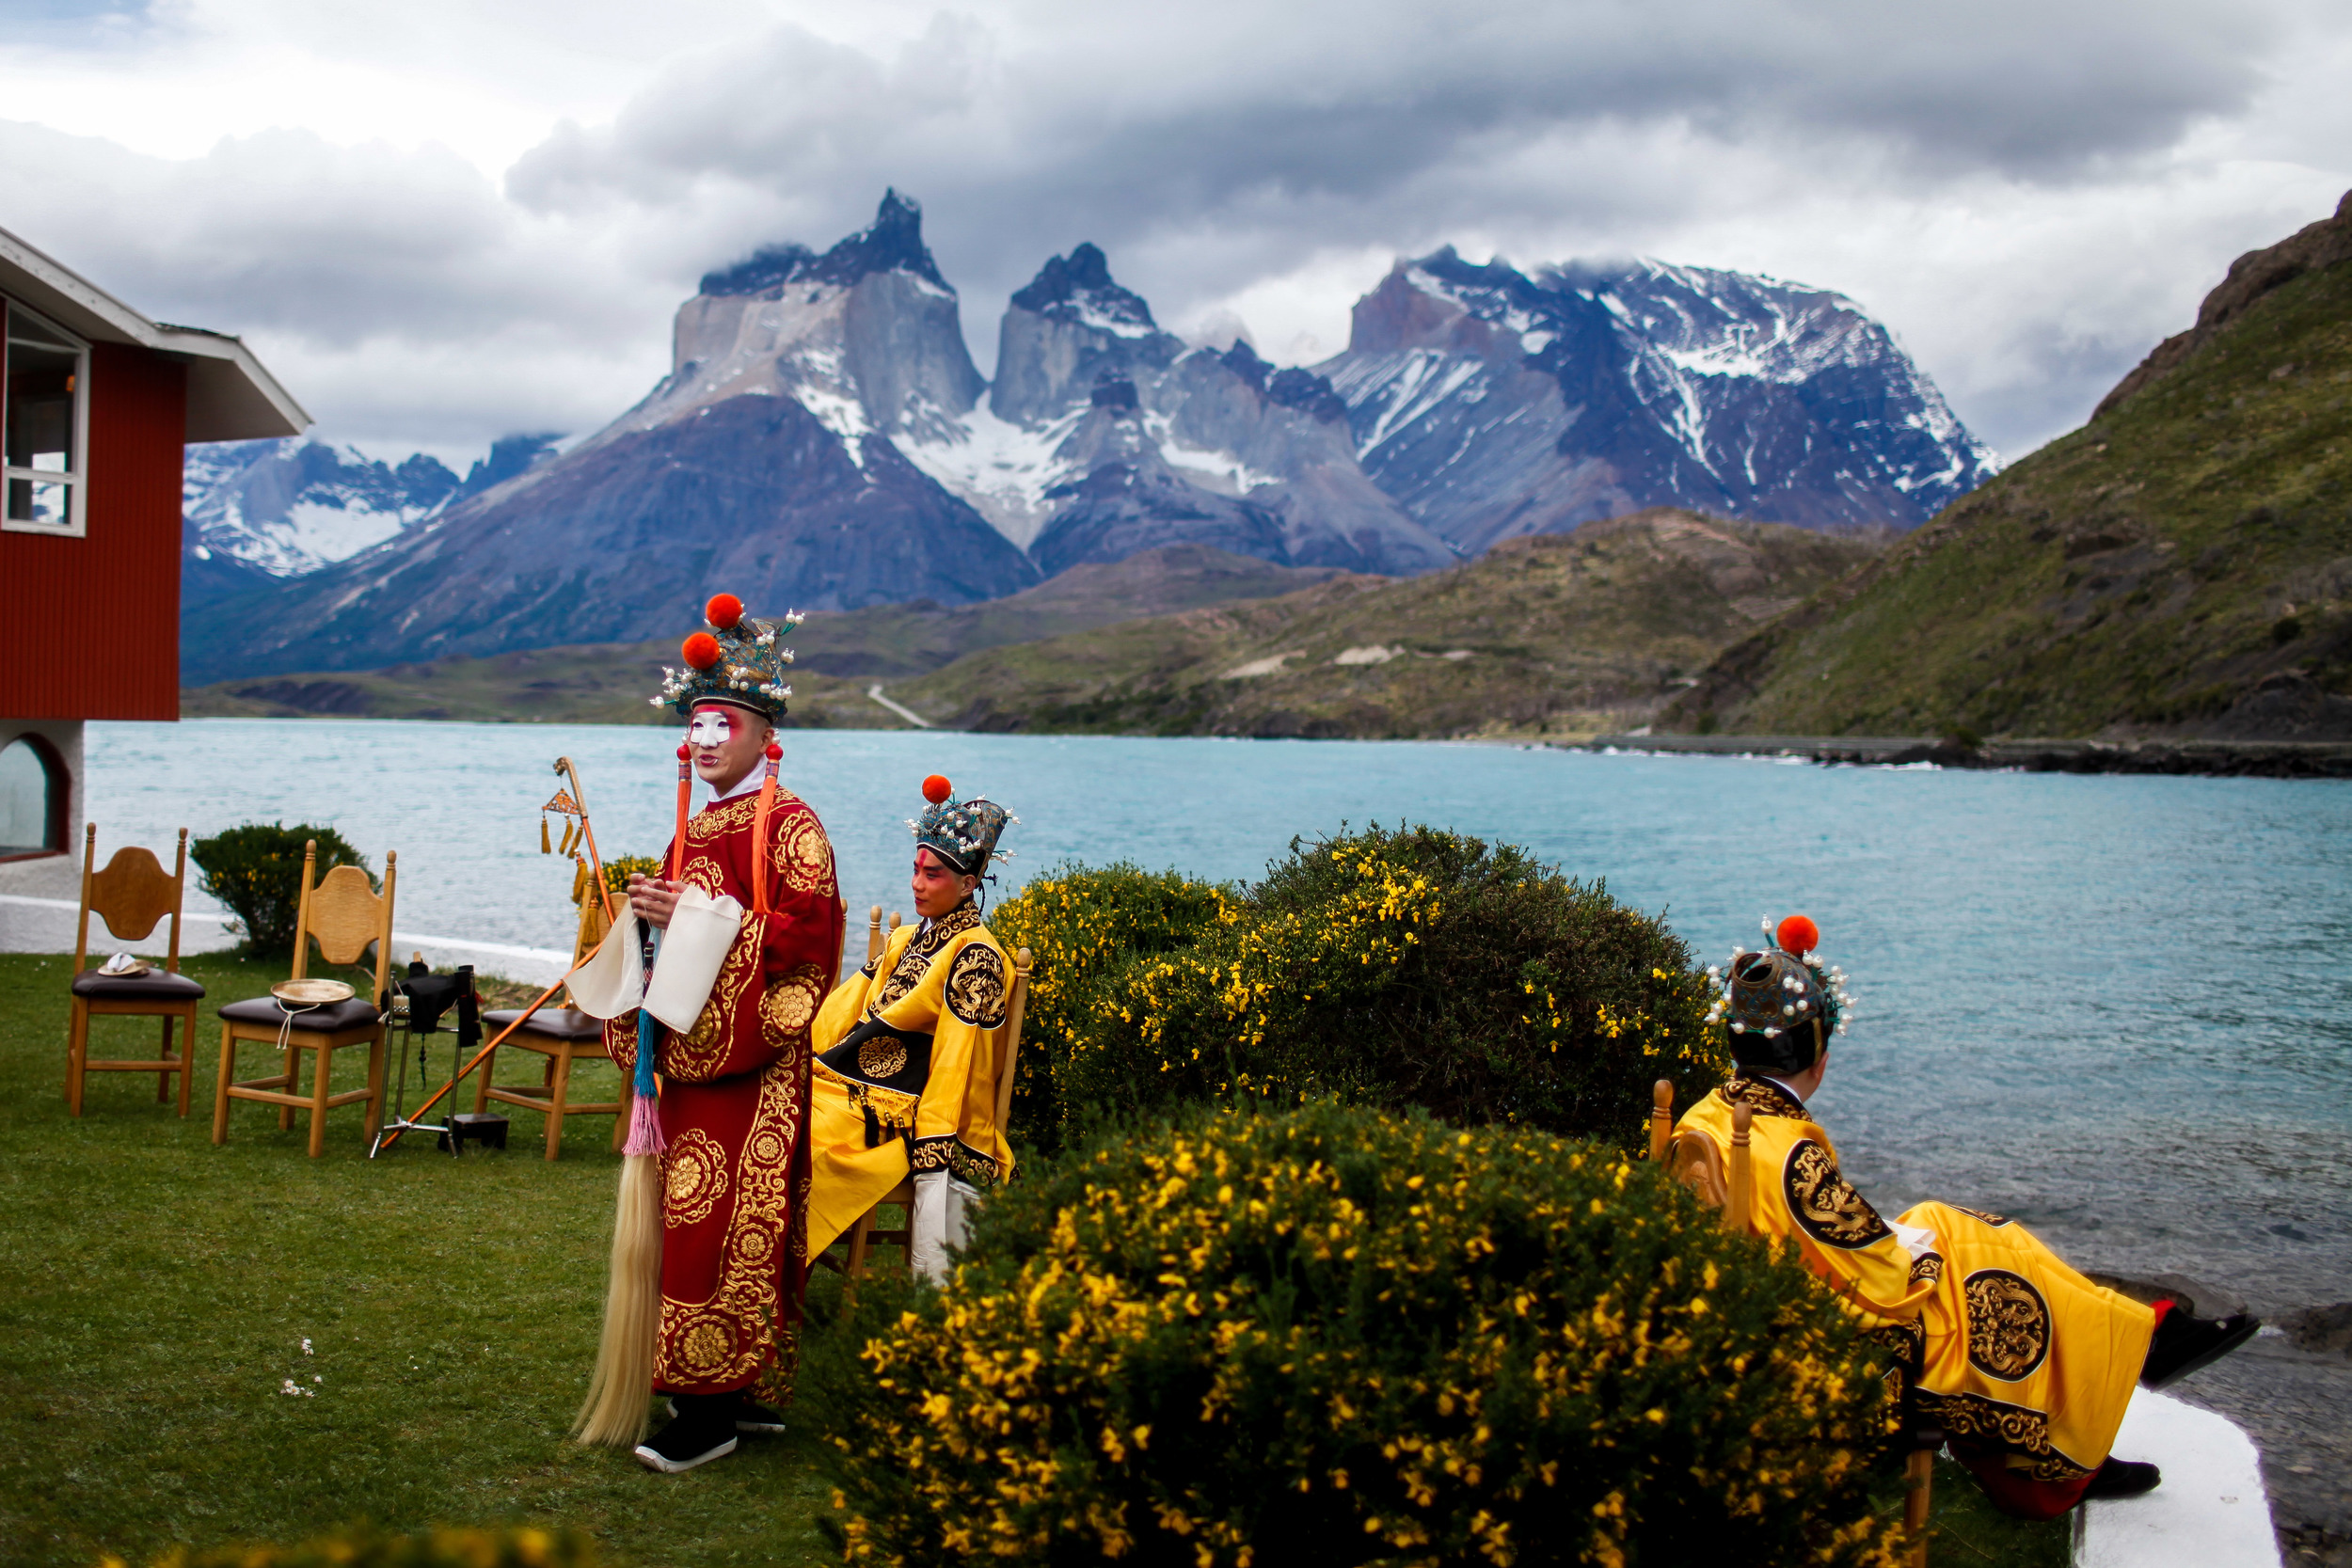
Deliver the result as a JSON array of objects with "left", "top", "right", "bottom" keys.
[{"left": 85, "top": 719, "right": 2352, "bottom": 1307}]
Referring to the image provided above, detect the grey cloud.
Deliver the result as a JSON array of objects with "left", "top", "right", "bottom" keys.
[
  {"left": 498, "top": 0, "right": 2291, "bottom": 374},
  {"left": 0, "top": 120, "right": 622, "bottom": 344},
  {"left": 520, "top": 0, "right": 2273, "bottom": 214},
  {"left": 0, "top": 0, "right": 2334, "bottom": 463}
]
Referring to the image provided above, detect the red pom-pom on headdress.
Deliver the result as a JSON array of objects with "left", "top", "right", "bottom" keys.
[
  {"left": 706, "top": 594, "right": 743, "bottom": 629},
  {"left": 922, "top": 774, "right": 953, "bottom": 803},
  {"left": 1777, "top": 914, "right": 1820, "bottom": 956},
  {"left": 682, "top": 631, "right": 722, "bottom": 669}
]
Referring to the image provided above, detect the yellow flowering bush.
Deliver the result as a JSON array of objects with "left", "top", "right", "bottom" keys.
[
  {"left": 996, "top": 826, "right": 1724, "bottom": 1151},
  {"left": 989, "top": 863, "right": 1238, "bottom": 1151},
  {"left": 598, "top": 854, "right": 661, "bottom": 895},
  {"left": 811, "top": 1103, "right": 1903, "bottom": 1568}
]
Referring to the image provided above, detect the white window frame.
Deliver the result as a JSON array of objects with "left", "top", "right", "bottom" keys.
[{"left": 2, "top": 297, "right": 91, "bottom": 538}]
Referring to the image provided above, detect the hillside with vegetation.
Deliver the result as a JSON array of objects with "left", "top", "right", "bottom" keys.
[
  {"left": 890, "top": 510, "right": 1881, "bottom": 737},
  {"left": 1663, "top": 191, "right": 2352, "bottom": 741},
  {"left": 181, "top": 546, "right": 1342, "bottom": 724}
]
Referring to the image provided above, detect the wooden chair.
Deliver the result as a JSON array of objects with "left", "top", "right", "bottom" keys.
[
  {"left": 1651, "top": 1082, "right": 1933, "bottom": 1567},
  {"left": 212, "top": 843, "right": 396, "bottom": 1157},
  {"left": 473, "top": 868, "right": 631, "bottom": 1160},
  {"left": 65, "top": 824, "right": 204, "bottom": 1117},
  {"left": 827, "top": 906, "right": 1033, "bottom": 1281}
]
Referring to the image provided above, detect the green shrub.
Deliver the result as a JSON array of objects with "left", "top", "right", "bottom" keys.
[
  {"left": 988, "top": 863, "right": 1237, "bottom": 1151},
  {"left": 127, "top": 1525, "right": 594, "bottom": 1568},
  {"left": 813, "top": 1102, "right": 1902, "bottom": 1568},
  {"left": 190, "top": 822, "right": 371, "bottom": 960},
  {"left": 1000, "top": 826, "right": 1720, "bottom": 1151}
]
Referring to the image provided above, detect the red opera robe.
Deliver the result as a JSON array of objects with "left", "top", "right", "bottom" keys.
[{"left": 604, "top": 785, "right": 845, "bottom": 1402}]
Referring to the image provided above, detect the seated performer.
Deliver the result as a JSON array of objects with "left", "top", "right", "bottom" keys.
[
  {"left": 610, "top": 594, "right": 844, "bottom": 1474},
  {"left": 1673, "top": 916, "right": 2259, "bottom": 1521},
  {"left": 805, "top": 775, "right": 1017, "bottom": 1283}
]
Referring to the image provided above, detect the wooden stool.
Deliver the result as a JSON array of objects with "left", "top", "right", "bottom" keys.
[
  {"left": 65, "top": 825, "right": 204, "bottom": 1117},
  {"left": 213, "top": 844, "right": 395, "bottom": 1157},
  {"left": 474, "top": 1006, "right": 631, "bottom": 1160}
]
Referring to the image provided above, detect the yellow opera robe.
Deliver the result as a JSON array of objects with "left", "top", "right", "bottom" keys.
[
  {"left": 804, "top": 901, "right": 1016, "bottom": 1266},
  {"left": 1677, "top": 1076, "right": 2155, "bottom": 1487}
]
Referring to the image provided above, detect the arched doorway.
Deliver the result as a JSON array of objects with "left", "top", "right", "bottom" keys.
[{"left": 0, "top": 734, "right": 67, "bottom": 860}]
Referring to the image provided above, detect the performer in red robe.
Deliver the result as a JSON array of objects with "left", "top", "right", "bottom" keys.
[{"left": 609, "top": 593, "right": 845, "bottom": 1473}]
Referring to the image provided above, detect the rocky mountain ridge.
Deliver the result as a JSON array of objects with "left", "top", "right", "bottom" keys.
[
  {"left": 181, "top": 192, "right": 1992, "bottom": 684},
  {"left": 1318, "top": 250, "right": 1996, "bottom": 554}
]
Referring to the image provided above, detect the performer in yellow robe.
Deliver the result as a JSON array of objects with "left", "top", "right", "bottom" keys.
[
  {"left": 1675, "top": 916, "right": 2258, "bottom": 1520},
  {"left": 807, "top": 776, "right": 1017, "bottom": 1281}
]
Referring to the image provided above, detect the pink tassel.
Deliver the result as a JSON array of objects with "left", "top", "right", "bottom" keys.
[{"left": 623, "top": 1092, "right": 666, "bottom": 1158}]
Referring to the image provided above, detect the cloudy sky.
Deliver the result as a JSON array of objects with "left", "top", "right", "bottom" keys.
[{"left": 4, "top": 0, "right": 2346, "bottom": 468}]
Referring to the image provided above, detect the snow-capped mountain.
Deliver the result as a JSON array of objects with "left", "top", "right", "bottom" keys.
[
  {"left": 903, "top": 243, "right": 1457, "bottom": 576},
  {"left": 182, "top": 439, "right": 461, "bottom": 578},
  {"left": 1320, "top": 249, "right": 1997, "bottom": 552},
  {"left": 182, "top": 194, "right": 1038, "bottom": 684},
  {"left": 182, "top": 198, "right": 1995, "bottom": 685},
  {"left": 179, "top": 432, "right": 566, "bottom": 618}
]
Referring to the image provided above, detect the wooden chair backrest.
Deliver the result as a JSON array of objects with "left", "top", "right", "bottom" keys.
[
  {"left": 1648, "top": 1080, "right": 1750, "bottom": 1232},
  {"left": 74, "top": 825, "right": 187, "bottom": 970},
  {"left": 1666, "top": 1130, "right": 1729, "bottom": 1209},
  {"left": 991, "top": 948, "right": 1033, "bottom": 1137},
  {"left": 866, "top": 905, "right": 903, "bottom": 966},
  {"left": 292, "top": 840, "right": 397, "bottom": 1002}
]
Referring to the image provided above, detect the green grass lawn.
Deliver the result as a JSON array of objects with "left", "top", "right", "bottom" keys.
[
  {"left": 0, "top": 950, "right": 2067, "bottom": 1567},
  {"left": 0, "top": 950, "right": 834, "bottom": 1568}
]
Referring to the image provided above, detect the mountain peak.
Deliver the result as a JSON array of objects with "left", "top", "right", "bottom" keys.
[
  {"left": 699, "top": 189, "right": 951, "bottom": 297},
  {"left": 1010, "top": 243, "right": 1157, "bottom": 333}
]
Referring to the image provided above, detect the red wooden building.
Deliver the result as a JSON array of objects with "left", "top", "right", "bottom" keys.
[{"left": 0, "top": 223, "right": 307, "bottom": 892}]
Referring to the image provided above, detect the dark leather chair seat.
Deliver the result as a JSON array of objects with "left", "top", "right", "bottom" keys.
[
  {"left": 484, "top": 1006, "right": 607, "bottom": 1041},
  {"left": 218, "top": 995, "right": 382, "bottom": 1032},
  {"left": 72, "top": 968, "right": 205, "bottom": 1002}
]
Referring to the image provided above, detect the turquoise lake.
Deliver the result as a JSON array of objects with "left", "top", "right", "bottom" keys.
[{"left": 85, "top": 719, "right": 2352, "bottom": 1307}]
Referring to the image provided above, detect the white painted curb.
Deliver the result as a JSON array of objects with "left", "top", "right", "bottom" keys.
[
  {"left": 2076, "top": 1388, "right": 2280, "bottom": 1567},
  {"left": 0, "top": 894, "right": 570, "bottom": 985}
]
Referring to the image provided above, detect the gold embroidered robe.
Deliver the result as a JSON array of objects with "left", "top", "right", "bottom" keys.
[
  {"left": 1676, "top": 1076, "right": 2154, "bottom": 1483},
  {"left": 804, "top": 901, "right": 1015, "bottom": 1262},
  {"left": 602, "top": 786, "right": 844, "bottom": 1400}
]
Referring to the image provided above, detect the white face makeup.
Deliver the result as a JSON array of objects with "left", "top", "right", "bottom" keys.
[{"left": 687, "top": 708, "right": 734, "bottom": 746}]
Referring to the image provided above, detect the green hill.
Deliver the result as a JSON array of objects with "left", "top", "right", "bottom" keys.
[
  {"left": 1664, "top": 191, "right": 2352, "bottom": 741},
  {"left": 890, "top": 510, "right": 1882, "bottom": 738},
  {"left": 180, "top": 546, "right": 1342, "bottom": 725}
]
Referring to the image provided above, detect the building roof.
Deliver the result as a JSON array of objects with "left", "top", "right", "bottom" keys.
[{"left": 0, "top": 223, "right": 310, "bottom": 442}]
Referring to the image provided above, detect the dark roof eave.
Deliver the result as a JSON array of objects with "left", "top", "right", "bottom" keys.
[{"left": 0, "top": 223, "right": 310, "bottom": 441}]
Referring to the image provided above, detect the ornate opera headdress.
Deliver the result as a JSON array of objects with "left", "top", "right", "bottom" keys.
[
  {"left": 908, "top": 774, "right": 1016, "bottom": 879},
  {"left": 1703, "top": 914, "right": 1857, "bottom": 1076},
  {"left": 651, "top": 593, "right": 800, "bottom": 718}
]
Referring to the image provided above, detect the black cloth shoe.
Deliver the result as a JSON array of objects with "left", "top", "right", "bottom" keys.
[
  {"left": 733, "top": 1397, "right": 787, "bottom": 1434},
  {"left": 660, "top": 1394, "right": 787, "bottom": 1434},
  {"left": 2084, "top": 1457, "right": 2162, "bottom": 1500},
  {"left": 2141, "top": 1307, "right": 2261, "bottom": 1389},
  {"left": 634, "top": 1395, "right": 739, "bottom": 1474}
]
